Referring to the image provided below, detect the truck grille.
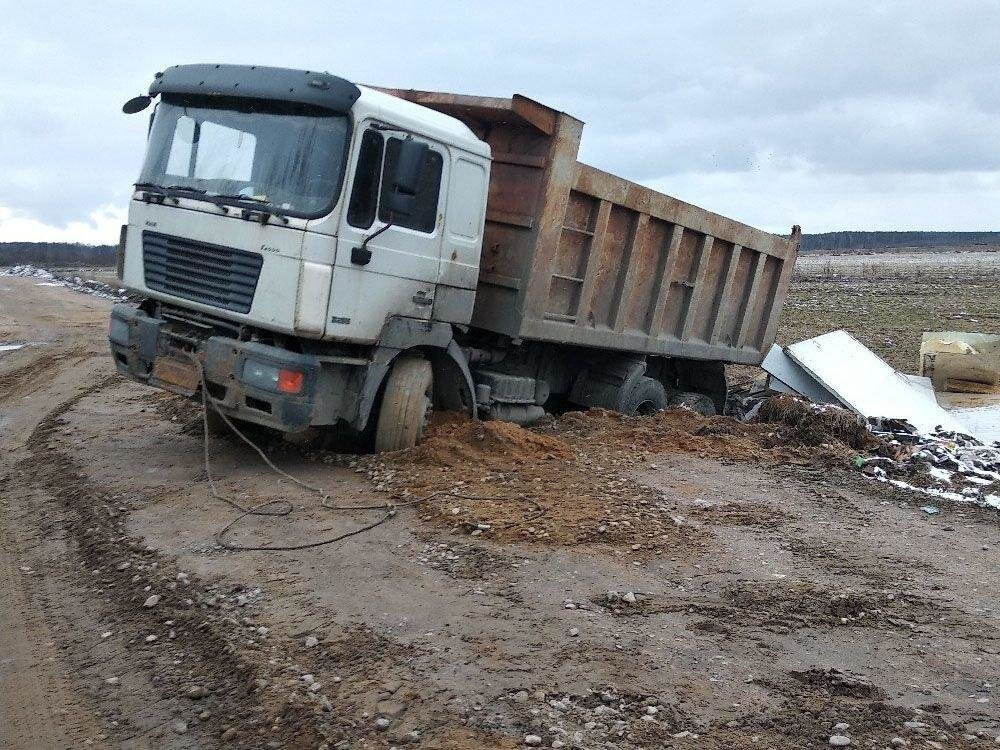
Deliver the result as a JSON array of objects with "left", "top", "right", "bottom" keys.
[{"left": 142, "top": 231, "right": 263, "bottom": 314}]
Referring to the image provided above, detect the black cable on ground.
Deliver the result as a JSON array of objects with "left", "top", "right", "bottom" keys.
[{"left": 187, "top": 353, "right": 400, "bottom": 551}]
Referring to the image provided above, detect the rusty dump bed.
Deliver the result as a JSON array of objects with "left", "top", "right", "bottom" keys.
[{"left": 379, "top": 88, "right": 801, "bottom": 366}]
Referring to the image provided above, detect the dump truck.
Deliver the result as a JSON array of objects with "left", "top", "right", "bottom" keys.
[{"left": 109, "top": 64, "right": 801, "bottom": 450}]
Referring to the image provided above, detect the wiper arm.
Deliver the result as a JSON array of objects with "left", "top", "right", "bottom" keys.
[
  {"left": 210, "top": 194, "right": 286, "bottom": 224},
  {"left": 163, "top": 185, "right": 208, "bottom": 195},
  {"left": 133, "top": 183, "right": 209, "bottom": 198},
  {"left": 212, "top": 193, "right": 270, "bottom": 204}
]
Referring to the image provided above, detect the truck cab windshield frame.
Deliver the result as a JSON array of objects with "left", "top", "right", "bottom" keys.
[{"left": 137, "top": 96, "right": 351, "bottom": 220}]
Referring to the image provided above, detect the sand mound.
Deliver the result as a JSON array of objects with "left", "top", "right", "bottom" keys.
[
  {"left": 403, "top": 417, "right": 573, "bottom": 467},
  {"left": 364, "top": 400, "right": 879, "bottom": 556}
]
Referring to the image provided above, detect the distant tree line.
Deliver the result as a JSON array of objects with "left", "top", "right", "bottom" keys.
[
  {"left": 2, "top": 232, "right": 998, "bottom": 266},
  {"left": 800, "top": 231, "right": 1000, "bottom": 252},
  {"left": 0, "top": 242, "right": 116, "bottom": 266}
]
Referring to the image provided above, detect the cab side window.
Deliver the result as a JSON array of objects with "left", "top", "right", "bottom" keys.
[{"left": 346, "top": 129, "right": 385, "bottom": 229}]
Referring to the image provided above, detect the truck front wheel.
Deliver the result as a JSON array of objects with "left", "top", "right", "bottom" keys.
[{"left": 374, "top": 357, "right": 433, "bottom": 452}]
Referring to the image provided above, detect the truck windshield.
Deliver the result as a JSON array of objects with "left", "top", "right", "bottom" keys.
[{"left": 137, "top": 99, "right": 349, "bottom": 218}]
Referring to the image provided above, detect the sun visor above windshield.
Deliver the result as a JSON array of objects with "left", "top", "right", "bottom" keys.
[{"left": 148, "top": 64, "right": 361, "bottom": 114}]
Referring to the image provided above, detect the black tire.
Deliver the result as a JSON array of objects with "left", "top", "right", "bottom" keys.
[
  {"left": 621, "top": 376, "right": 668, "bottom": 416},
  {"left": 374, "top": 358, "right": 433, "bottom": 452},
  {"left": 668, "top": 391, "right": 717, "bottom": 416}
]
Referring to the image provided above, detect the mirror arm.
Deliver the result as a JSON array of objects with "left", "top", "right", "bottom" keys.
[{"left": 351, "top": 214, "right": 394, "bottom": 266}]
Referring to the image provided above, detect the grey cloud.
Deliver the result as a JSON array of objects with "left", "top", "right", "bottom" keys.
[{"left": 1, "top": 0, "right": 998, "bottom": 235}]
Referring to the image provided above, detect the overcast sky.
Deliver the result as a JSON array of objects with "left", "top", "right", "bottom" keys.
[{"left": 2, "top": 1, "right": 998, "bottom": 243}]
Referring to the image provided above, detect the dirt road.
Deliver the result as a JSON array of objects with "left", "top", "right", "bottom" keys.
[{"left": 1, "top": 274, "right": 998, "bottom": 749}]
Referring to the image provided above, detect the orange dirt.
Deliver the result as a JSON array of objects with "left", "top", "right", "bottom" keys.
[{"left": 365, "top": 401, "right": 869, "bottom": 557}]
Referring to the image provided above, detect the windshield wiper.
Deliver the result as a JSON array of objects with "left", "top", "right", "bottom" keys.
[
  {"left": 164, "top": 185, "right": 209, "bottom": 195},
  {"left": 134, "top": 181, "right": 167, "bottom": 193},
  {"left": 133, "top": 183, "right": 210, "bottom": 199},
  {"left": 212, "top": 193, "right": 270, "bottom": 205},
  {"left": 210, "top": 194, "right": 286, "bottom": 224}
]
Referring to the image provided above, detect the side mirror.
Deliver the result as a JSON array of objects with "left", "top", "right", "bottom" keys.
[
  {"left": 391, "top": 139, "right": 428, "bottom": 196},
  {"left": 383, "top": 190, "right": 415, "bottom": 217},
  {"left": 123, "top": 95, "right": 152, "bottom": 114},
  {"left": 349, "top": 139, "right": 428, "bottom": 266}
]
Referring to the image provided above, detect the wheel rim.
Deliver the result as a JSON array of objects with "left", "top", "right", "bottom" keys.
[{"left": 633, "top": 400, "right": 657, "bottom": 416}]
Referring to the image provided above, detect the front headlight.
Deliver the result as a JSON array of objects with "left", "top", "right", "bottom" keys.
[{"left": 240, "top": 359, "right": 304, "bottom": 394}]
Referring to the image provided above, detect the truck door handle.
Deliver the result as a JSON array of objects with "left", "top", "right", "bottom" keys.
[{"left": 412, "top": 292, "right": 433, "bottom": 306}]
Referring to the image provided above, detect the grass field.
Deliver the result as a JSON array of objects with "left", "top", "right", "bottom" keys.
[{"left": 779, "top": 250, "right": 999, "bottom": 373}]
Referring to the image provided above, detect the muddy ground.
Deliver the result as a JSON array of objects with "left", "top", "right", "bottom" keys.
[{"left": 1, "top": 264, "right": 999, "bottom": 750}]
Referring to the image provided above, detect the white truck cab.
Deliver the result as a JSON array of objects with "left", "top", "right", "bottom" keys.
[{"left": 119, "top": 69, "right": 490, "bottom": 343}]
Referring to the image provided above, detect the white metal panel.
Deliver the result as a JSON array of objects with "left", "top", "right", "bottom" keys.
[
  {"left": 786, "top": 330, "right": 969, "bottom": 436},
  {"left": 123, "top": 199, "right": 304, "bottom": 333},
  {"left": 760, "top": 345, "right": 839, "bottom": 404},
  {"left": 439, "top": 157, "right": 488, "bottom": 291},
  {"left": 295, "top": 261, "right": 332, "bottom": 335},
  {"left": 326, "top": 268, "right": 436, "bottom": 342}
]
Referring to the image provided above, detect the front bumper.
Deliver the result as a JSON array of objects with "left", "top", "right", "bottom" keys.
[{"left": 109, "top": 304, "right": 323, "bottom": 432}]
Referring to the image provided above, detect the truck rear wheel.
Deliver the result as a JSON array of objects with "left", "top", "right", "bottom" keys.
[
  {"left": 668, "top": 391, "right": 717, "bottom": 416},
  {"left": 622, "top": 376, "right": 668, "bottom": 416},
  {"left": 374, "top": 357, "right": 433, "bottom": 452}
]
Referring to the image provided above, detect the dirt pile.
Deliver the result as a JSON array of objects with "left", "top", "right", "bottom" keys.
[
  {"left": 754, "top": 394, "right": 880, "bottom": 450},
  {"left": 365, "top": 403, "right": 875, "bottom": 555},
  {"left": 367, "top": 414, "right": 706, "bottom": 557},
  {"left": 407, "top": 416, "right": 573, "bottom": 466}
]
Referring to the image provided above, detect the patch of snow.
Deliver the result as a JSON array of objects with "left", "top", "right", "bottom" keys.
[
  {"left": 928, "top": 467, "right": 953, "bottom": 482},
  {"left": 1, "top": 265, "right": 129, "bottom": 302}
]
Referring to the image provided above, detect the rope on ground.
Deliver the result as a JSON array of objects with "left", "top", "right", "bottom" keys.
[
  {"left": 186, "top": 352, "right": 401, "bottom": 552},
  {"left": 182, "top": 352, "right": 545, "bottom": 551}
]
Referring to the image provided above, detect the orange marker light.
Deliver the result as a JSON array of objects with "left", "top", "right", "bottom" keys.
[{"left": 277, "top": 369, "right": 304, "bottom": 394}]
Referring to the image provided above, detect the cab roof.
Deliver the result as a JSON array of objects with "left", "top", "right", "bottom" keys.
[
  {"left": 355, "top": 85, "right": 490, "bottom": 158},
  {"left": 146, "top": 64, "right": 489, "bottom": 158}
]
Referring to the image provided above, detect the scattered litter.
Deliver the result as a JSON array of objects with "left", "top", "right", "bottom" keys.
[
  {"left": 864, "top": 418, "right": 1000, "bottom": 510},
  {"left": 920, "top": 506, "right": 940, "bottom": 516},
  {"left": 0, "top": 343, "right": 25, "bottom": 353},
  {"left": 750, "top": 330, "right": 1000, "bottom": 511}
]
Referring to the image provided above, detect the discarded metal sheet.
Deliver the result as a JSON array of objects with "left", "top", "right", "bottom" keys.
[
  {"left": 785, "top": 330, "right": 970, "bottom": 437},
  {"left": 760, "top": 345, "right": 839, "bottom": 404},
  {"left": 901, "top": 373, "right": 935, "bottom": 401}
]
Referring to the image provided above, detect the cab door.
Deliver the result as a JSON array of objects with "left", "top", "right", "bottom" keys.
[{"left": 328, "top": 124, "right": 448, "bottom": 342}]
